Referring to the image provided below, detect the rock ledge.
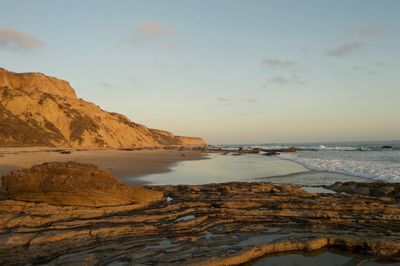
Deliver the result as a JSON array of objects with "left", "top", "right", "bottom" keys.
[{"left": 1, "top": 161, "right": 162, "bottom": 206}]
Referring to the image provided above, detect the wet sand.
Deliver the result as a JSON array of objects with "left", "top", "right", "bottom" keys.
[{"left": 0, "top": 147, "right": 206, "bottom": 178}]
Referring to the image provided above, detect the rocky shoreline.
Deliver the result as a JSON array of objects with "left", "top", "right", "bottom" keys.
[{"left": 0, "top": 162, "right": 399, "bottom": 265}]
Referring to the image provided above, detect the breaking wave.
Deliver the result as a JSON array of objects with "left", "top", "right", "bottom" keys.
[{"left": 278, "top": 153, "right": 400, "bottom": 183}]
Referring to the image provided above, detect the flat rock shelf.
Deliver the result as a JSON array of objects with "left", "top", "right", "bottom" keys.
[{"left": 0, "top": 163, "right": 399, "bottom": 265}]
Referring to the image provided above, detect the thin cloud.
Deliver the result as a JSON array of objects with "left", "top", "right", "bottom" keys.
[
  {"left": 239, "top": 112, "right": 260, "bottom": 116},
  {"left": 268, "top": 76, "right": 305, "bottom": 86},
  {"left": 126, "top": 76, "right": 137, "bottom": 83},
  {"left": 351, "top": 66, "right": 366, "bottom": 71},
  {"left": 217, "top": 97, "right": 230, "bottom": 102},
  {"left": 351, "top": 26, "right": 383, "bottom": 37},
  {"left": 238, "top": 113, "right": 250, "bottom": 116},
  {"left": 353, "top": 61, "right": 386, "bottom": 71},
  {"left": 327, "top": 42, "right": 364, "bottom": 57},
  {"left": 0, "top": 27, "right": 44, "bottom": 50},
  {"left": 374, "top": 61, "right": 386, "bottom": 67},
  {"left": 153, "top": 62, "right": 168, "bottom": 70},
  {"left": 166, "top": 40, "right": 182, "bottom": 48},
  {"left": 100, "top": 82, "right": 123, "bottom": 90},
  {"left": 243, "top": 98, "right": 259, "bottom": 103},
  {"left": 337, "top": 62, "right": 382, "bottom": 76},
  {"left": 126, "top": 76, "right": 146, "bottom": 87},
  {"left": 132, "top": 20, "right": 175, "bottom": 43},
  {"left": 263, "top": 58, "right": 297, "bottom": 67}
]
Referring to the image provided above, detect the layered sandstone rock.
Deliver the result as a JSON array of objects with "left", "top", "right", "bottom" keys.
[
  {"left": 0, "top": 164, "right": 399, "bottom": 265},
  {"left": 1, "top": 161, "right": 162, "bottom": 206},
  {"left": 327, "top": 181, "right": 400, "bottom": 198},
  {"left": 0, "top": 67, "right": 206, "bottom": 147}
]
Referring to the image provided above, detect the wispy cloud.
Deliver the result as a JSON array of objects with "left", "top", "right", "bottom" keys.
[
  {"left": 217, "top": 97, "right": 230, "bottom": 102},
  {"left": 126, "top": 76, "right": 137, "bottom": 83},
  {"left": 267, "top": 75, "right": 305, "bottom": 86},
  {"left": 351, "top": 26, "right": 383, "bottom": 37},
  {"left": 243, "top": 98, "right": 259, "bottom": 103},
  {"left": 350, "top": 65, "right": 379, "bottom": 76},
  {"left": 374, "top": 61, "right": 386, "bottom": 67},
  {"left": 131, "top": 20, "right": 175, "bottom": 44},
  {"left": 100, "top": 82, "right": 123, "bottom": 90},
  {"left": 351, "top": 65, "right": 366, "bottom": 71},
  {"left": 327, "top": 42, "right": 364, "bottom": 57},
  {"left": 262, "top": 57, "right": 297, "bottom": 67},
  {"left": 336, "top": 62, "right": 382, "bottom": 76},
  {"left": 0, "top": 27, "right": 44, "bottom": 50}
]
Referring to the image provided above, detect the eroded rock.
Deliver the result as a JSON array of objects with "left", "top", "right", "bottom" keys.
[
  {"left": 327, "top": 181, "right": 400, "bottom": 198},
  {"left": 0, "top": 165, "right": 399, "bottom": 265},
  {"left": 1, "top": 161, "right": 163, "bottom": 206}
]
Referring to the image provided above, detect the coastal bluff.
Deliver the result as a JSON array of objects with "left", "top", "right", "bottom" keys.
[{"left": 0, "top": 67, "right": 206, "bottom": 148}]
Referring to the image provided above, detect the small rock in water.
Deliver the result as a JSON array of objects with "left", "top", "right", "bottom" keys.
[{"left": 382, "top": 145, "right": 393, "bottom": 149}]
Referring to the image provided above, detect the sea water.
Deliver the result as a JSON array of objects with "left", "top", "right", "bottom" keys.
[
  {"left": 259, "top": 140, "right": 400, "bottom": 183},
  {"left": 125, "top": 140, "right": 399, "bottom": 186},
  {"left": 128, "top": 154, "right": 308, "bottom": 185}
]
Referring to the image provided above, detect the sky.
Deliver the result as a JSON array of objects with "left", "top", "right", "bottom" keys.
[{"left": 0, "top": 0, "right": 399, "bottom": 144}]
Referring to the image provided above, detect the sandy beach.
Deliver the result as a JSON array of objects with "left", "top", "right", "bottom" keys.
[{"left": 0, "top": 147, "right": 206, "bottom": 178}]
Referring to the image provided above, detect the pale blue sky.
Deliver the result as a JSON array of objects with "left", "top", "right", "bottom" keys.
[{"left": 1, "top": 0, "right": 399, "bottom": 144}]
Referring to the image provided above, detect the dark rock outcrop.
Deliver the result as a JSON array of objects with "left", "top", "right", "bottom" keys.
[
  {"left": 235, "top": 147, "right": 296, "bottom": 155},
  {"left": 1, "top": 161, "right": 163, "bottom": 206},
  {"left": 382, "top": 145, "right": 393, "bottom": 149},
  {"left": 327, "top": 181, "right": 400, "bottom": 199},
  {"left": 263, "top": 151, "right": 280, "bottom": 156}
]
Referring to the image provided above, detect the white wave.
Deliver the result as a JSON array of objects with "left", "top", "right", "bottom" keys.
[
  {"left": 298, "top": 145, "right": 360, "bottom": 151},
  {"left": 278, "top": 153, "right": 400, "bottom": 183},
  {"left": 256, "top": 144, "right": 362, "bottom": 151},
  {"left": 257, "top": 145, "right": 290, "bottom": 150},
  {"left": 227, "top": 142, "right": 398, "bottom": 152}
]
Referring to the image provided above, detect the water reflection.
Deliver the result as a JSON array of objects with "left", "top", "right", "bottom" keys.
[
  {"left": 125, "top": 154, "right": 307, "bottom": 185},
  {"left": 124, "top": 154, "right": 370, "bottom": 186}
]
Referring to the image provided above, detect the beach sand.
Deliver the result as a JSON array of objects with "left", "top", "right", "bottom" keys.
[{"left": 0, "top": 147, "right": 206, "bottom": 178}]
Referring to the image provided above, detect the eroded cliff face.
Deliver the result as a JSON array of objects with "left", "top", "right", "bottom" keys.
[{"left": 0, "top": 67, "right": 206, "bottom": 147}]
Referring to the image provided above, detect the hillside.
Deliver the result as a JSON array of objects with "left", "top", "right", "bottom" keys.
[{"left": 0, "top": 67, "right": 206, "bottom": 148}]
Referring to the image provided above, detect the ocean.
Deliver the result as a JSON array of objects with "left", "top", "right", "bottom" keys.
[
  {"left": 233, "top": 140, "right": 400, "bottom": 183},
  {"left": 126, "top": 140, "right": 400, "bottom": 186}
]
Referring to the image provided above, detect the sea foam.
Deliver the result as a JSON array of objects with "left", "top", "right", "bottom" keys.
[{"left": 279, "top": 153, "right": 400, "bottom": 183}]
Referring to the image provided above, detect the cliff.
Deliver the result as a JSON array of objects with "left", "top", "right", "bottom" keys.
[{"left": 0, "top": 67, "right": 206, "bottom": 148}]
